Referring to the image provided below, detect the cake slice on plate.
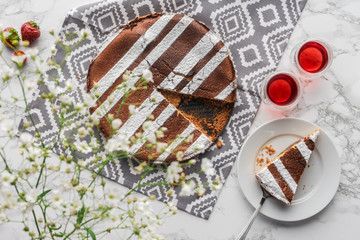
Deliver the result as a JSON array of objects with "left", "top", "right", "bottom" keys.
[{"left": 255, "top": 129, "right": 320, "bottom": 205}]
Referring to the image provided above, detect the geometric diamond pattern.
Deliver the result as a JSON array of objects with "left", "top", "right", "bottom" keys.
[
  {"left": 238, "top": 43, "right": 263, "bottom": 68},
  {"left": 18, "top": 0, "right": 307, "bottom": 220},
  {"left": 257, "top": 4, "right": 281, "bottom": 27}
]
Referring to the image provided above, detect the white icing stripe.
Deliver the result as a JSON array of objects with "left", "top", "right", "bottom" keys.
[
  {"left": 183, "top": 133, "right": 212, "bottom": 157},
  {"left": 309, "top": 130, "right": 319, "bottom": 143},
  {"left": 155, "top": 123, "right": 196, "bottom": 163},
  {"left": 272, "top": 159, "right": 297, "bottom": 193},
  {"left": 181, "top": 46, "right": 228, "bottom": 95},
  {"left": 130, "top": 104, "right": 176, "bottom": 153},
  {"left": 296, "top": 141, "right": 312, "bottom": 163},
  {"left": 257, "top": 168, "right": 289, "bottom": 204},
  {"left": 113, "top": 90, "right": 164, "bottom": 139},
  {"left": 93, "top": 28, "right": 122, "bottom": 59},
  {"left": 132, "top": 15, "right": 194, "bottom": 75},
  {"left": 159, "top": 31, "right": 221, "bottom": 90},
  {"left": 215, "top": 83, "right": 236, "bottom": 100},
  {"left": 91, "top": 15, "right": 193, "bottom": 119},
  {"left": 91, "top": 14, "right": 174, "bottom": 97}
]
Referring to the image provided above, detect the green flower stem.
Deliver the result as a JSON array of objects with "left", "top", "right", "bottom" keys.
[
  {"left": 0, "top": 149, "right": 11, "bottom": 173},
  {"left": 39, "top": 204, "right": 55, "bottom": 240},
  {"left": 32, "top": 209, "right": 42, "bottom": 237}
]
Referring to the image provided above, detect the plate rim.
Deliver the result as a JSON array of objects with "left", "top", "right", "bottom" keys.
[{"left": 236, "top": 117, "right": 341, "bottom": 222}]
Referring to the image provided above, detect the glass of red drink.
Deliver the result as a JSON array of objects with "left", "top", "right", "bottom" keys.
[
  {"left": 261, "top": 71, "right": 302, "bottom": 110},
  {"left": 294, "top": 39, "right": 332, "bottom": 78}
]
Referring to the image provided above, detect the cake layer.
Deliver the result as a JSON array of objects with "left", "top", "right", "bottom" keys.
[
  {"left": 255, "top": 129, "right": 320, "bottom": 205},
  {"left": 158, "top": 88, "right": 233, "bottom": 141}
]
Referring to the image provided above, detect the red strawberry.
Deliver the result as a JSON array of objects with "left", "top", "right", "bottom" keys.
[
  {"left": 11, "top": 51, "right": 27, "bottom": 67},
  {"left": 21, "top": 21, "right": 40, "bottom": 45},
  {"left": 1, "top": 27, "right": 20, "bottom": 48}
]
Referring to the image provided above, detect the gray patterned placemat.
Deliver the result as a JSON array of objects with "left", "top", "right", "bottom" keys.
[{"left": 19, "top": 0, "right": 306, "bottom": 219}]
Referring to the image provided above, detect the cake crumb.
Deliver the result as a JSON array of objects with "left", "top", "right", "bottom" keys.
[
  {"left": 266, "top": 157, "right": 270, "bottom": 164},
  {"left": 216, "top": 140, "right": 223, "bottom": 148},
  {"left": 302, "top": 184, "right": 306, "bottom": 190},
  {"left": 264, "top": 145, "right": 276, "bottom": 155},
  {"left": 256, "top": 157, "right": 264, "bottom": 166},
  {"left": 307, "top": 164, "right": 310, "bottom": 168}
]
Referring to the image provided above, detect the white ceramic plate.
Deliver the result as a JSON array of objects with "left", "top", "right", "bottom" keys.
[{"left": 237, "top": 118, "right": 341, "bottom": 222}]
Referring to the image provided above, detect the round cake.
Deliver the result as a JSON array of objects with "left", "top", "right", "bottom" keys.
[{"left": 86, "top": 13, "right": 237, "bottom": 163}]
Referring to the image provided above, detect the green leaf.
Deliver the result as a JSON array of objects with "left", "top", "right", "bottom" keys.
[
  {"left": 37, "top": 189, "right": 51, "bottom": 201},
  {"left": 84, "top": 228, "right": 96, "bottom": 240},
  {"left": 76, "top": 204, "right": 85, "bottom": 224}
]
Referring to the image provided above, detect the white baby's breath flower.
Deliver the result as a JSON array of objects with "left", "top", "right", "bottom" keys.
[
  {"left": 108, "top": 208, "right": 121, "bottom": 224},
  {"left": 27, "top": 146, "right": 41, "bottom": 160},
  {"left": 77, "top": 127, "right": 88, "bottom": 139},
  {"left": 25, "top": 47, "right": 39, "bottom": 58},
  {"left": 1, "top": 171, "right": 15, "bottom": 186},
  {"left": 104, "top": 134, "right": 130, "bottom": 153},
  {"left": 135, "top": 198, "right": 152, "bottom": 216},
  {"left": 48, "top": 83, "right": 64, "bottom": 96},
  {"left": 0, "top": 65, "right": 18, "bottom": 81},
  {"left": 167, "top": 202, "right": 178, "bottom": 214},
  {"left": 179, "top": 180, "right": 196, "bottom": 196},
  {"left": 155, "top": 130, "right": 164, "bottom": 139},
  {"left": 111, "top": 119, "right": 122, "bottom": 129},
  {"left": 196, "top": 188, "right": 206, "bottom": 197},
  {"left": 51, "top": 189, "right": 63, "bottom": 208},
  {"left": 142, "top": 69, "right": 153, "bottom": 82},
  {"left": 89, "top": 137, "right": 99, "bottom": 148},
  {"left": 65, "top": 79, "right": 78, "bottom": 90},
  {"left": 59, "top": 95, "right": 74, "bottom": 105},
  {"left": 77, "top": 160, "right": 86, "bottom": 167},
  {"left": 19, "top": 132, "right": 33, "bottom": 147},
  {"left": 116, "top": 134, "right": 130, "bottom": 152},
  {"left": 194, "top": 143, "right": 205, "bottom": 153},
  {"left": 104, "top": 139, "right": 118, "bottom": 153},
  {"left": 128, "top": 105, "right": 138, "bottom": 115},
  {"left": 156, "top": 142, "right": 167, "bottom": 153},
  {"left": 80, "top": 28, "right": 91, "bottom": 38},
  {"left": 146, "top": 132, "right": 156, "bottom": 144},
  {"left": 176, "top": 151, "right": 184, "bottom": 161},
  {"left": 105, "top": 188, "right": 121, "bottom": 207},
  {"left": 165, "top": 162, "right": 182, "bottom": 184},
  {"left": 212, "top": 175, "right": 223, "bottom": 192},
  {"left": 1, "top": 119, "right": 14, "bottom": 132},
  {"left": 24, "top": 79, "right": 37, "bottom": 90},
  {"left": 75, "top": 102, "right": 87, "bottom": 115},
  {"left": 10, "top": 54, "right": 27, "bottom": 65},
  {"left": 142, "top": 120, "right": 153, "bottom": 131},
  {"left": 19, "top": 201, "right": 35, "bottom": 213},
  {"left": 83, "top": 93, "right": 96, "bottom": 107},
  {"left": 201, "top": 158, "right": 215, "bottom": 176},
  {"left": 25, "top": 188, "right": 41, "bottom": 203},
  {"left": 74, "top": 140, "right": 92, "bottom": 154},
  {"left": 35, "top": 59, "right": 49, "bottom": 75}
]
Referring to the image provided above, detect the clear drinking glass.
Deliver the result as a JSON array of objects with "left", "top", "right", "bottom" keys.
[
  {"left": 292, "top": 39, "right": 333, "bottom": 79},
  {"left": 261, "top": 71, "right": 302, "bottom": 111}
]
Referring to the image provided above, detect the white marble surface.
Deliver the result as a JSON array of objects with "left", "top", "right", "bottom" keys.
[{"left": 0, "top": 0, "right": 360, "bottom": 239}]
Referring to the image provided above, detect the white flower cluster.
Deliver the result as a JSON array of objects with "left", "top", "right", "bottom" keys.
[{"left": 164, "top": 157, "right": 222, "bottom": 198}]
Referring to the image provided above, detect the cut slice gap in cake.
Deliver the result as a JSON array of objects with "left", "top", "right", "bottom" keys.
[
  {"left": 255, "top": 129, "right": 320, "bottom": 205},
  {"left": 157, "top": 88, "right": 234, "bottom": 142}
]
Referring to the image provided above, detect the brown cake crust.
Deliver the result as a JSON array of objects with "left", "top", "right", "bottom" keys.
[{"left": 86, "top": 13, "right": 237, "bottom": 162}]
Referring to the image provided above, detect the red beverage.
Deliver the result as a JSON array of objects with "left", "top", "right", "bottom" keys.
[
  {"left": 266, "top": 73, "right": 299, "bottom": 106},
  {"left": 297, "top": 41, "right": 329, "bottom": 73}
]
